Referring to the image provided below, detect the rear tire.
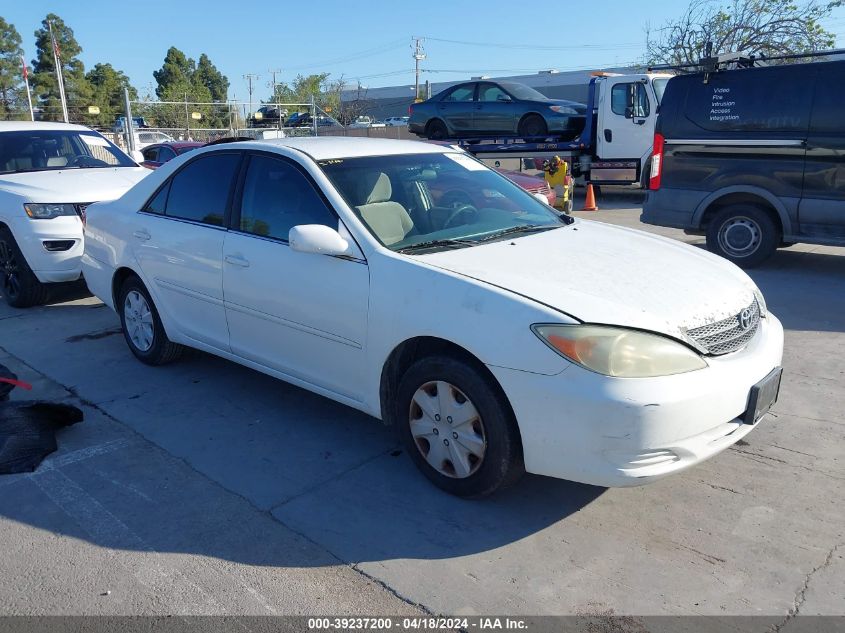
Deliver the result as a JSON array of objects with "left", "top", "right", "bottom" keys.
[
  {"left": 0, "top": 226, "right": 49, "bottom": 308},
  {"left": 395, "top": 355, "right": 524, "bottom": 497},
  {"left": 706, "top": 205, "right": 779, "bottom": 268},
  {"left": 518, "top": 114, "right": 547, "bottom": 137},
  {"left": 425, "top": 119, "right": 448, "bottom": 140},
  {"left": 117, "top": 276, "right": 184, "bottom": 366}
]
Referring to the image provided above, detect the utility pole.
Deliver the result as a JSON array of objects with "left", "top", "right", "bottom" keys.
[
  {"left": 412, "top": 37, "right": 426, "bottom": 102},
  {"left": 243, "top": 73, "right": 259, "bottom": 120},
  {"left": 268, "top": 68, "right": 282, "bottom": 129}
]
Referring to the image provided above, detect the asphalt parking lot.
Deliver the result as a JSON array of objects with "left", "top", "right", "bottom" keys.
[{"left": 0, "top": 191, "right": 843, "bottom": 622}]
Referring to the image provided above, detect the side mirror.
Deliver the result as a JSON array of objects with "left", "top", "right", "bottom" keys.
[
  {"left": 497, "top": 94, "right": 512, "bottom": 102},
  {"left": 533, "top": 192, "right": 549, "bottom": 205},
  {"left": 289, "top": 224, "right": 351, "bottom": 256},
  {"left": 130, "top": 149, "right": 144, "bottom": 163}
]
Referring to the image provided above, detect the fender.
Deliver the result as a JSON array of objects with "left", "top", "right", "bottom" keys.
[{"left": 691, "top": 185, "right": 794, "bottom": 235}]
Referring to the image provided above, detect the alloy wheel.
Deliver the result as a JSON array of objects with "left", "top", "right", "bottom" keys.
[
  {"left": 409, "top": 380, "right": 487, "bottom": 478},
  {"left": 0, "top": 240, "right": 21, "bottom": 301},
  {"left": 123, "top": 290, "right": 155, "bottom": 352}
]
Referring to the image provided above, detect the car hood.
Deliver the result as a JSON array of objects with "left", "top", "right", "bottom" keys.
[
  {"left": 416, "top": 220, "right": 758, "bottom": 340},
  {"left": 0, "top": 167, "right": 149, "bottom": 203}
]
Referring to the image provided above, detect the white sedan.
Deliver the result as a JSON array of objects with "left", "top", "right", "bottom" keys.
[{"left": 81, "top": 137, "right": 784, "bottom": 497}]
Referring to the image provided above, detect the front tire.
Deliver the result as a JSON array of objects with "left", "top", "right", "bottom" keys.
[
  {"left": 0, "top": 226, "right": 49, "bottom": 308},
  {"left": 518, "top": 114, "right": 547, "bottom": 137},
  {"left": 117, "top": 276, "right": 184, "bottom": 365},
  {"left": 706, "top": 205, "right": 779, "bottom": 268},
  {"left": 395, "top": 355, "right": 524, "bottom": 497}
]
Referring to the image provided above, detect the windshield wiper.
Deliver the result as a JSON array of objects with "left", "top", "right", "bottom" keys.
[
  {"left": 396, "top": 238, "right": 476, "bottom": 253},
  {"left": 476, "top": 224, "right": 558, "bottom": 243}
]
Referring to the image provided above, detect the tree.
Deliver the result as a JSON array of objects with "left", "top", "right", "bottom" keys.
[
  {"left": 646, "top": 0, "right": 842, "bottom": 67},
  {"left": 31, "top": 13, "right": 93, "bottom": 121},
  {"left": 153, "top": 47, "right": 228, "bottom": 128},
  {"left": 194, "top": 54, "right": 229, "bottom": 103},
  {"left": 0, "top": 18, "right": 24, "bottom": 119},
  {"left": 86, "top": 63, "right": 137, "bottom": 127}
]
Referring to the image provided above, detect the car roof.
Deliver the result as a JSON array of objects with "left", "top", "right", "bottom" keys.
[
  {"left": 147, "top": 142, "right": 204, "bottom": 149},
  {"left": 0, "top": 121, "right": 95, "bottom": 133},
  {"left": 209, "top": 136, "right": 450, "bottom": 160}
]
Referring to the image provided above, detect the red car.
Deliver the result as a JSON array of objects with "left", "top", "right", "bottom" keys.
[{"left": 139, "top": 142, "right": 204, "bottom": 169}]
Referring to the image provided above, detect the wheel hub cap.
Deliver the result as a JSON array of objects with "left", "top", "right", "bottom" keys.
[
  {"left": 719, "top": 216, "right": 761, "bottom": 257},
  {"left": 123, "top": 290, "right": 154, "bottom": 352},
  {"left": 409, "top": 380, "right": 486, "bottom": 479}
]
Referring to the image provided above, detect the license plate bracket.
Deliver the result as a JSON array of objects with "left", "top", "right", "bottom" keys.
[{"left": 743, "top": 367, "right": 783, "bottom": 425}]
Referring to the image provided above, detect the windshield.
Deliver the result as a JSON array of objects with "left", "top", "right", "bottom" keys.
[
  {"left": 500, "top": 82, "right": 549, "bottom": 102},
  {"left": 653, "top": 78, "right": 670, "bottom": 104},
  {"left": 319, "top": 152, "right": 567, "bottom": 253},
  {"left": 0, "top": 130, "right": 136, "bottom": 174}
]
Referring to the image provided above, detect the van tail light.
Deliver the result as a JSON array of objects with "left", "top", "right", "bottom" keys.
[
  {"left": 408, "top": 103, "right": 414, "bottom": 116},
  {"left": 649, "top": 132, "right": 664, "bottom": 190}
]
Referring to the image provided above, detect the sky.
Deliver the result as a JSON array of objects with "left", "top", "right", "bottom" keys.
[{"left": 4, "top": 0, "right": 845, "bottom": 105}]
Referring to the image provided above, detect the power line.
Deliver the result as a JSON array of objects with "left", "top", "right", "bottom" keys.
[
  {"left": 285, "top": 39, "right": 407, "bottom": 71},
  {"left": 423, "top": 36, "right": 643, "bottom": 51}
]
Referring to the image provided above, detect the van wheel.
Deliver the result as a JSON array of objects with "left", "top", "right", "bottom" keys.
[
  {"left": 117, "top": 276, "right": 184, "bottom": 366},
  {"left": 0, "top": 226, "right": 49, "bottom": 308},
  {"left": 706, "top": 205, "right": 779, "bottom": 268},
  {"left": 395, "top": 355, "right": 524, "bottom": 497}
]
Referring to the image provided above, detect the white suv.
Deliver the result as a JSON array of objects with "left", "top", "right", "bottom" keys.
[{"left": 0, "top": 122, "right": 148, "bottom": 307}]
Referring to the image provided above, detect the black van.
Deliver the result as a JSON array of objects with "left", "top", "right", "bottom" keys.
[{"left": 641, "top": 59, "right": 845, "bottom": 267}]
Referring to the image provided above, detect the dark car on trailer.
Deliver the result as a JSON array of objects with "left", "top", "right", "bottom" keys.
[
  {"left": 409, "top": 80, "right": 586, "bottom": 140},
  {"left": 643, "top": 56, "right": 845, "bottom": 267}
]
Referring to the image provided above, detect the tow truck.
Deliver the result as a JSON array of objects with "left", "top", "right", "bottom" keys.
[{"left": 442, "top": 73, "right": 672, "bottom": 188}]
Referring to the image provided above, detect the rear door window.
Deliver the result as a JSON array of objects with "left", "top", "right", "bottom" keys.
[
  {"left": 442, "top": 84, "right": 476, "bottom": 102},
  {"left": 161, "top": 153, "right": 241, "bottom": 226}
]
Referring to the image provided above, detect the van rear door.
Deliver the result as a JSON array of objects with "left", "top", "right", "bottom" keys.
[{"left": 800, "top": 63, "right": 845, "bottom": 240}]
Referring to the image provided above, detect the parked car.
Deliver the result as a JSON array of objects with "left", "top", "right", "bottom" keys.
[
  {"left": 385, "top": 116, "right": 410, "bottom": 127},
  {"left": 113, "top": 116, "right": 150, "bottom": 133},
  {"left": 250, "top": 105, "right": 288, "bottom": 127},
  {"left": 642, "top": 59, "right": 845, "bottom": 267},
  {"left": 0, "top": 122, "right": 148, "bottom": 307},
  {"left": 409, "top": 80, "right": 586, "bottom": 139},
  {"left": 284, "top": 112, "right": 306, "bottom": 127},
  {"left": 134, "top": 131, "right": 176, "bottom": 150},
  {"left": 288, "top": 113, "right": 341, "bottom": 128},
  {"left": 140, "top": 142, "right": 203, "bottom": 169},
  {"left": 82, "top": 137, "right": 783, "bottom": 497}
]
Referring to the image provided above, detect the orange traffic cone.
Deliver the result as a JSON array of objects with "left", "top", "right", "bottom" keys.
[{"left": 583, "top": 183, "right": 598, "bottom": 211}]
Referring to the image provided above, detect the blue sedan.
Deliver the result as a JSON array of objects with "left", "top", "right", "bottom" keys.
[{"left": 409, "top": 80, "right": 586, "bottom": 139}]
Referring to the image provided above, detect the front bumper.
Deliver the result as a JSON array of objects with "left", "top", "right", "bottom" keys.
[
  {"left": 10, "top": 216, "right": 84, "bottom": 283},
  {"left": 489, "top": 314, "right": 784, "bottom": 487}
]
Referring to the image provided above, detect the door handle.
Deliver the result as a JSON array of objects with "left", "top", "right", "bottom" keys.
[
  {"left": 133, "top": 229, "right": 151, "bottom": 241},
  {"left": 604, "top": 129, "right": 612, "bottom": 142},
  {"left": 224, "top": 254, "right": 250, "bottom": 267}
]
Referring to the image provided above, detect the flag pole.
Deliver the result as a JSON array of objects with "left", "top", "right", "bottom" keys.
[
  {"left": 48, "top": 21, "right": 69, "bottom": 123},
  {"left": 21, "top": 54, "right": 34, "bottom": 121}
]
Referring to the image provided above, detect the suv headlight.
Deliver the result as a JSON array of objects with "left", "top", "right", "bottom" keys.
[
  {"left": 532, "top": 324, "right": 707, "bottom": 378},
  {"left": 24, "top": 203, "right": 77, "bottom": 219}
]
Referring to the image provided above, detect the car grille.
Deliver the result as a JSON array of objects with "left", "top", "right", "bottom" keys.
[
  {"left": 525, "top": 182, "right": 552, "bottom": 195},
  {"left": 685, "top": 299, "right": 761, "bottom": 355}
]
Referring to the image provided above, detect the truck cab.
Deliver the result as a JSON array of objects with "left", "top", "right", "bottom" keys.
[{"left": 587, "top": 73, "right": 672, "bottom": 184}]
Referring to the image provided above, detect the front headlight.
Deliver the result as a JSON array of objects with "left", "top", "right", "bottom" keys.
[
  {"left": 549, "top": 105, "right": 579, "bottom": 114},
  {"left": 532, "top": 324, "right": 707, "bottom": 378},
  {"left": 753, "top": 288, "right": 767, "bottom": 317},
  {"left": 24, "top": 203, "right": 78, "bottom": 219}
]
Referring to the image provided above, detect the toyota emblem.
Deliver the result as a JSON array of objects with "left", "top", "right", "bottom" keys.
[{"left": 739, "top": 308, "right": 753, "bottom": 330}]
